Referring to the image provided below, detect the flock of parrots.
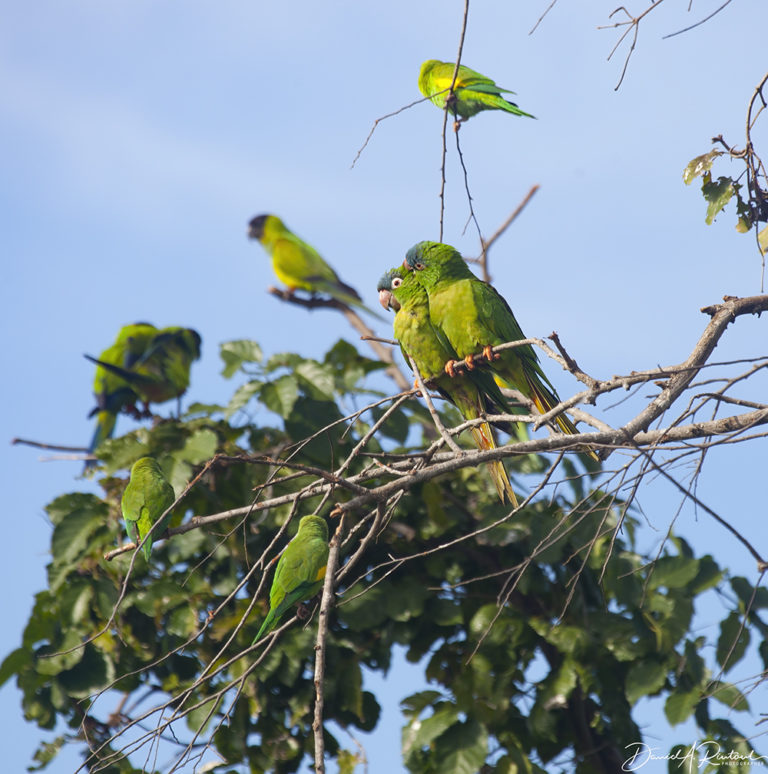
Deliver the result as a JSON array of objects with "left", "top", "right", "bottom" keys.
[{"left": 98, "top": 60, "right": 584, "bottom": 644}]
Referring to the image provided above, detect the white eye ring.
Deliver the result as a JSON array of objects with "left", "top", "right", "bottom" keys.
[
  {"left": 415, "top": 261, "right": 425, "bottom": 270},
  {"left": 392, "top": 277, "right": 403, "bottom": 288}
]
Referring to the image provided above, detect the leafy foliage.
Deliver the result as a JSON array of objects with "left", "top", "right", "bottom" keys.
[
  {"left": 3, "top": 336, "right": 764, "bottom": 774},
  {"left": 684, "top": 148, "right": 768, "bottom": 254}
]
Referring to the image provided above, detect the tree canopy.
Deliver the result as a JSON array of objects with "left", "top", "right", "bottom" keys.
[{"left": 4, "top": 2, "right": 768, "bottom": 773}]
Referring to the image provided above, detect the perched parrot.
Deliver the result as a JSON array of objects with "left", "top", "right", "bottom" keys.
[
  {"left": 121, "top": 456, "right": 176, "bottom": 561},
  {"left": 248, "top": 214, "right": 382, "bottom": 319},
  {"left": 253, "top": 515, "right": 330, "bottom": 645},
  {"left": 403, "top": 241, "right": 597, "bottom": 460},
  {"left": 378, "top": 267, "right": 518, "bottom": 505},
  {"left": 86, "top": 326, "right": 201, "bottom": 414},
  {"left": 418, "top": 59, "right": 535, "bottom": 123},
  {"left": 85, "top": 323, "right": 160, "bottom": 468}
]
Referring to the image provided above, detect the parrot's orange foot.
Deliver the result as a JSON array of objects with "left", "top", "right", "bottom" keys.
[
  {"left": 412, "top": 379, "right": 423, "bottom": 396},
  {"left": 482, "top": 345, "right": 499, "bottom": 362},
  {"left": 463, "top": 354, "right": 476, "bottom": 371},
  {"left": 444, "top": 359, "right": 460, "bottom": 377}
]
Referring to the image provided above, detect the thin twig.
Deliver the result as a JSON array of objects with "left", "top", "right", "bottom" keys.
[{"left": 313, "top": 514, "right": 345, "bottom": 772}]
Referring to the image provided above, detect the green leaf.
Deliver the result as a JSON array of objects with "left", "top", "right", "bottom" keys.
[
  {"left": 220, "top": 339, "right": 263, "bottom": 378},
  {"left": 337, "top": 748, "right": 362, "bottom": 774},
  {"left": 436, "top": 717, "right": 488, "bottom": 774},
  {"left": 180, "top": 428, "right": 218, "bottom": 464},
  {"left": 45, "top": 492, "right": 107, "bottom": 529},
  {"left": 295, "top": 360, "right": 336, "bottom": 400},
  {"left": 133, "top": 580, "right": 189, "bottom": 617},
  {"left": 731, "top": 575, "right": 768, "bottom": 610},
  {"left": 36, "top": 630, "right": 84, "bottom": 676},
  {"left": 758, "top": 224, "right": 768, "bottom": 255},
  {"left": 338, "top": 585, "right": 389, "bottom": 631},
  {"left": 716, "top": 611, "right": 750, "bottom": 671},
  {"left": 259, "top": 374, "right": 299, "bottom": 418},
  {"left": 683, "top": 150, "right": 722, "bottom": 184},
  {"left": 0, "top": 647, "right": 29, "bottom": 688},
  {"left": 224, "top": 379, "right": 264, "bottom": 418},
  {"left": 688, "top": 555, "right": 722, "bottom": 595},
  {"left": 625, "top": 659, "right": 668, "bottom": 704},
  {"left": 57, "top": 645, "right": 114, "bottom": 699},
  {"left": 403, "top": 704, "right": 460, "bottom": 759},
  {"left": 428, "top": 598, "right": 463, "bottom": 627},
  {"left": 702, "top": 175, "right": 736, "bottom": 225},
  {"left": 664, "top": 688, "right": 700, "bottom": 725},
  {"left": 167, "top": 605, "right": 198, "bottom": 638},
  {"left": 58, "top": 581, "right": 94, "bottom": 625},
  {"left": 646, "top": 556, "right": 700, "bottom": 590},
  {"left": 28, "top": 736, "right": 66, "bottom": 772},
  {"left": 709, "top": 681, "right": 749, "bottom": 712},
  {"left": 401, "top": 690, "right": 443, "bottom": 717},
  {"left": 371, "top": 404, "right": 411, "bottom": 444}
]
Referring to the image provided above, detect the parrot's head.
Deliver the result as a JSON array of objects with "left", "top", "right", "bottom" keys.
[
  {"left": 130, "top": 456, "right": 163, "bottom": 478},
  {"left": 403, "top": 241, "right": 444, "bottom": 273},
  {"left": 179, "top": 329, "right": 202, "bottom": 360},
  {"left": 247, "top": 214, "right": 268, "bottom": 240},
  {"left": 376, "top": 268, "right": 405, "bottom": 312},
  {"left": 404, "top": 241, "right": 468, "bottom": 286},
  {"left": 418, "top": 59, "right": 440, "bottom": 84},
  {"left": 247, "top": 213, "right": 286, "bottom": 243},
  {"left": 297, "top": 515, "right": 329, "bottom": 542}
]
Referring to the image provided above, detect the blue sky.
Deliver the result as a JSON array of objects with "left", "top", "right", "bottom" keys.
[{"left": 2, "top": 1, "right": 767, "bottom": 771}]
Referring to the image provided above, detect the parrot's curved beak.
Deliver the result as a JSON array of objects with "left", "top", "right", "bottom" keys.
[{"left": 378, "top": 289, "right": 394, "bottom": 311}]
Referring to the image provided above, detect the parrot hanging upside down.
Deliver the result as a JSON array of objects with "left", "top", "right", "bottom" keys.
[
  {"left": 121, "top": 456, "right": 176, "bottom": 562},
  {"left": 253, "top": 515, "right": 330, "bottom": 645},
  {"left": 378, "top": 266, "right": 518, "bottom": 505},
  {"left": 418, "top": 59, "right": 535, "bottom": 126},
  {"left": 248, "top": 213, "right": 382, "bottom": 319}
]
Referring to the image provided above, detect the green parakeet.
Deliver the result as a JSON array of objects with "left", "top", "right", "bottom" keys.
[
  {"left": 248, "top": 214, "right": 382, "bottom": 319},
  {"left": 253, "top": 515, "right": 330, "bottom": 644},
  {"left": 418, "top": 59, "right": 535, "bottom": 123},
  {"left": 378, "top": 267, "right": 518, "bottom": 505},
  {"left": 86, "top": 326, "right": 201, "bottom": 413},
  {"left": 403, "top": 241, "right": 597, "bottom": 460},
  {"left": 121, "top": 456, "right": 176, "bottom": 561},
  {"left": 86, "top": 323, "right": 160, "bottom": 468}
]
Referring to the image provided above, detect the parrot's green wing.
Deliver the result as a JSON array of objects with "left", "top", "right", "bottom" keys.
[
  {"left": 248, "top": 214, "right": 384, "bottom": 320},
  {"left": 121, "top": 457, "right": 176, "bottom": 561},
  {"left": 253, "top": 515, "right": 330, "bottom": 644},
  {"left": 378, "top": 267, "right": 518, "bottom": 504}
]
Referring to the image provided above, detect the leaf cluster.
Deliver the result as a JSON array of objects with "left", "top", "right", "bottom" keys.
[{"left": 2, "top": 338, "right": 764, "bottom": 773}]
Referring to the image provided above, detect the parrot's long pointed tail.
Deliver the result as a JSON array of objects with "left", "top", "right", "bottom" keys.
[
  {"left": 469, "top": 422, "right": 518, "bottom": 507},
  {"left": 524, "top": 375, "right": 599, "bottom": 462},
  {"left": 252, "top": 612, "right": 274, "bottom": 646}
]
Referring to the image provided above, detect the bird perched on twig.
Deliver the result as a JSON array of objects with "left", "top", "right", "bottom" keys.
[
  {"left": 248, "top": 213, "right": 382, "bottom": 319},
  {"left": 418, "top": 59, "right": 535, "bottom": 125},
  {"left": 252, "top": 515, "right": 330, "bottom": 645}
]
